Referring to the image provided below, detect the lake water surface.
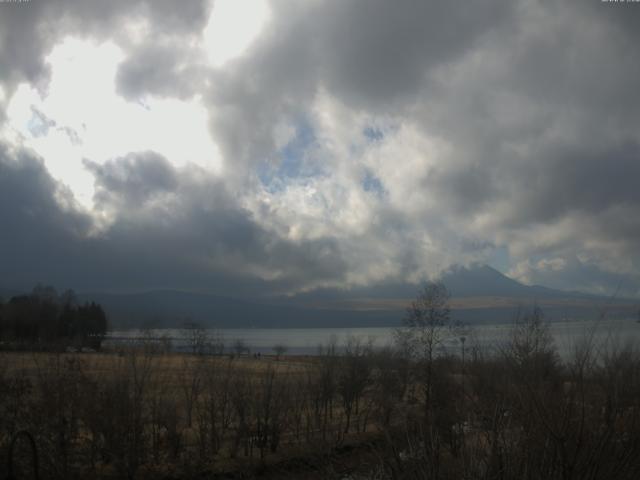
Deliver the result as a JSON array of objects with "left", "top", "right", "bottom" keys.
[{"left": 107, "top": 318, "right": 640, "bottom": 357}]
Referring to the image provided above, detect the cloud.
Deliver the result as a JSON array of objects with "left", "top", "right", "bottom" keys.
[
  {"left": 0, "top": 143, "right": 349, "bottom": 295},
  {"left": 0, "top": 142, "right": 93, "bottom": 288},
  {"left": 0, "top": 0, "right": 211, "bottom": 96},
  {"left": 1, "top": 0, "right": 640, "bottom": 297},
  {"left": 115, "top": 42, "right": 207, "bottom": 101},
  {"left": 509, "top": 255, "right": 640, "bottom": 299},
  {"left": 84, "top": 152, "right": 179, "bottom": 208}
]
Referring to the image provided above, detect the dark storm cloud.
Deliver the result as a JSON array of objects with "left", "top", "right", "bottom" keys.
[
  {"left": 501, "top": 142, "right": 640, "bottom": 228},
  {"left": 0, "top": 144, "right": 93, "bottom": 288},
  {"left": 84, "top": 152, "right": 179, "bottom": 207},
  {"left": 309, "top": 0, "right": 514, "bottom": 110},
  {"left": 206, "top": 0, "right": 515, "bottom": 169},
  {"left": 0, "top": 144, "right": 347, "bottom": 295},
  {"left": 0, "top": 145, "right": 90, "bottom": 237}
]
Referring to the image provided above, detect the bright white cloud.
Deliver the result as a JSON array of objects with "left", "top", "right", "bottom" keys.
[
  {"left": 203, "top": 0, "right": 271, "bottom": 67},
  {"left": 4, "top": 37, "right": 222, "bottom": 209}
]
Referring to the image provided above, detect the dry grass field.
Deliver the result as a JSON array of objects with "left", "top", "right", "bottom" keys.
[
  {"left": 1, "top": 346, "right": 389, "bottom": 479},
  {"left": 3, "top": 317, "right": 640, "bottom": 480}
]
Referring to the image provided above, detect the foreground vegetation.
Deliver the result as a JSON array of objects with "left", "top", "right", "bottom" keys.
[{"left": 1, "top": 283, "right": 640, "bottom": 479}]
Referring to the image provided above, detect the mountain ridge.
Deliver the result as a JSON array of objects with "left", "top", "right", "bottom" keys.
[
  {"left": 3, "top": 265, "right": 635, "bottom": 328},
  {"left": 87, "top": 265, "right": 636, "bottom": 328}
]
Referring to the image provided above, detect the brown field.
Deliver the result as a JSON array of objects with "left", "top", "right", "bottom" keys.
[
  {"left": 1, "top": 347, "right": 391, "bottom": 479},
  {"left": 3, "top": 323, "right": 640, "bottom": 480},
  {"left": 1, "top": 351, "right": 312, "bottom": 377}
]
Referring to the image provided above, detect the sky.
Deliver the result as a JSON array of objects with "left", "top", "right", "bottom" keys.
[{"left": 1, "top": 0, "right": 639, "bottom": 298}]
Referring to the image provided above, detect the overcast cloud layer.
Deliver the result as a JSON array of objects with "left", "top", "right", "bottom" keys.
[{"left": 1, "top": 0, "right": 639, "bottom": 298}]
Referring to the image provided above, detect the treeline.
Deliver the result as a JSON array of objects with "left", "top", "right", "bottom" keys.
[{"left": 0, "top": 285, "right": 108, "bottom": 349}]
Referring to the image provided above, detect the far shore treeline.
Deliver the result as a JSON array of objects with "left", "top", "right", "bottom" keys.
[{"left": 0, "top": 285, "right": 108, "bottom": 349}]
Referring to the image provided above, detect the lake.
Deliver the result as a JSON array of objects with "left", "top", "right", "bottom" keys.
[{"left": 106, "top": 318, "right": 640, "bottom": 358}]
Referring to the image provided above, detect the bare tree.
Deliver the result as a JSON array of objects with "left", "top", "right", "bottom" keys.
[
  {"left": 233, "top": 338, "right": 249, "bottom": 357},
  {"left": 182, "top": 320, "right": 209, "bottom": 355},
  {"left": 230, "top": 373, "right": 251, "bottom": 458},
  {"left": 208, "top": 329, "right": 225, "bottom": 355},
  {"left": 371, "top": 347, "right": 409, "bottom": 429},
  {"left": 316, "top": 338, "right": 339, "bottom": 443},
  {"left": 197, "top": 359, "right": 235, "bottom": 457},
  {"left": 395, "top": 282, "right": 452, "bottom": 415},
  {"left": 506, "top": 305, "right": 558, "bottom": 374},
  {"left": 253, "top": 365, "right": 289, "bottom": 458},
  {"left": 179, "top": 357, "right": 204, "bottom": 428},
  {"left": 397, "top": 281, "right": 451, "bottom": 360},
  {"left": 273, "top": 343, "right": 288, "bottom": 360},
  {"left": 338, "top": 336, "right": 372, "bottom": 433}
]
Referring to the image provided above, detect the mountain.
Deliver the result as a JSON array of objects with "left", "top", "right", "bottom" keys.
[
  {"left": 76, "top": 290, "right": 399, "bottom": 329},
  {"left": 86, "top": 266, "right": 636, "bottom": 328},
  {"left": 3, "top": 265, "right": 636, "bottom": 328},
  {"left": 441, "top": 265, "right": 557, "bottom": 298}
]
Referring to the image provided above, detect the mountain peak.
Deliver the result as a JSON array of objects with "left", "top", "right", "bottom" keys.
[{"left": 440, "top": 264, "right": 533, "bottom": 297}]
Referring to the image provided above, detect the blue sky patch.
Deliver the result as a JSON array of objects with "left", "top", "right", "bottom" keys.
[
  {"left": 363, "top": 126, "right": 384, "bottom": 142},
  {"left": 362, "top": 170, "right": 385, "bottom": 197},
  {"left": 258, "top": 119, "right": 323, "bottom": 192}
]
